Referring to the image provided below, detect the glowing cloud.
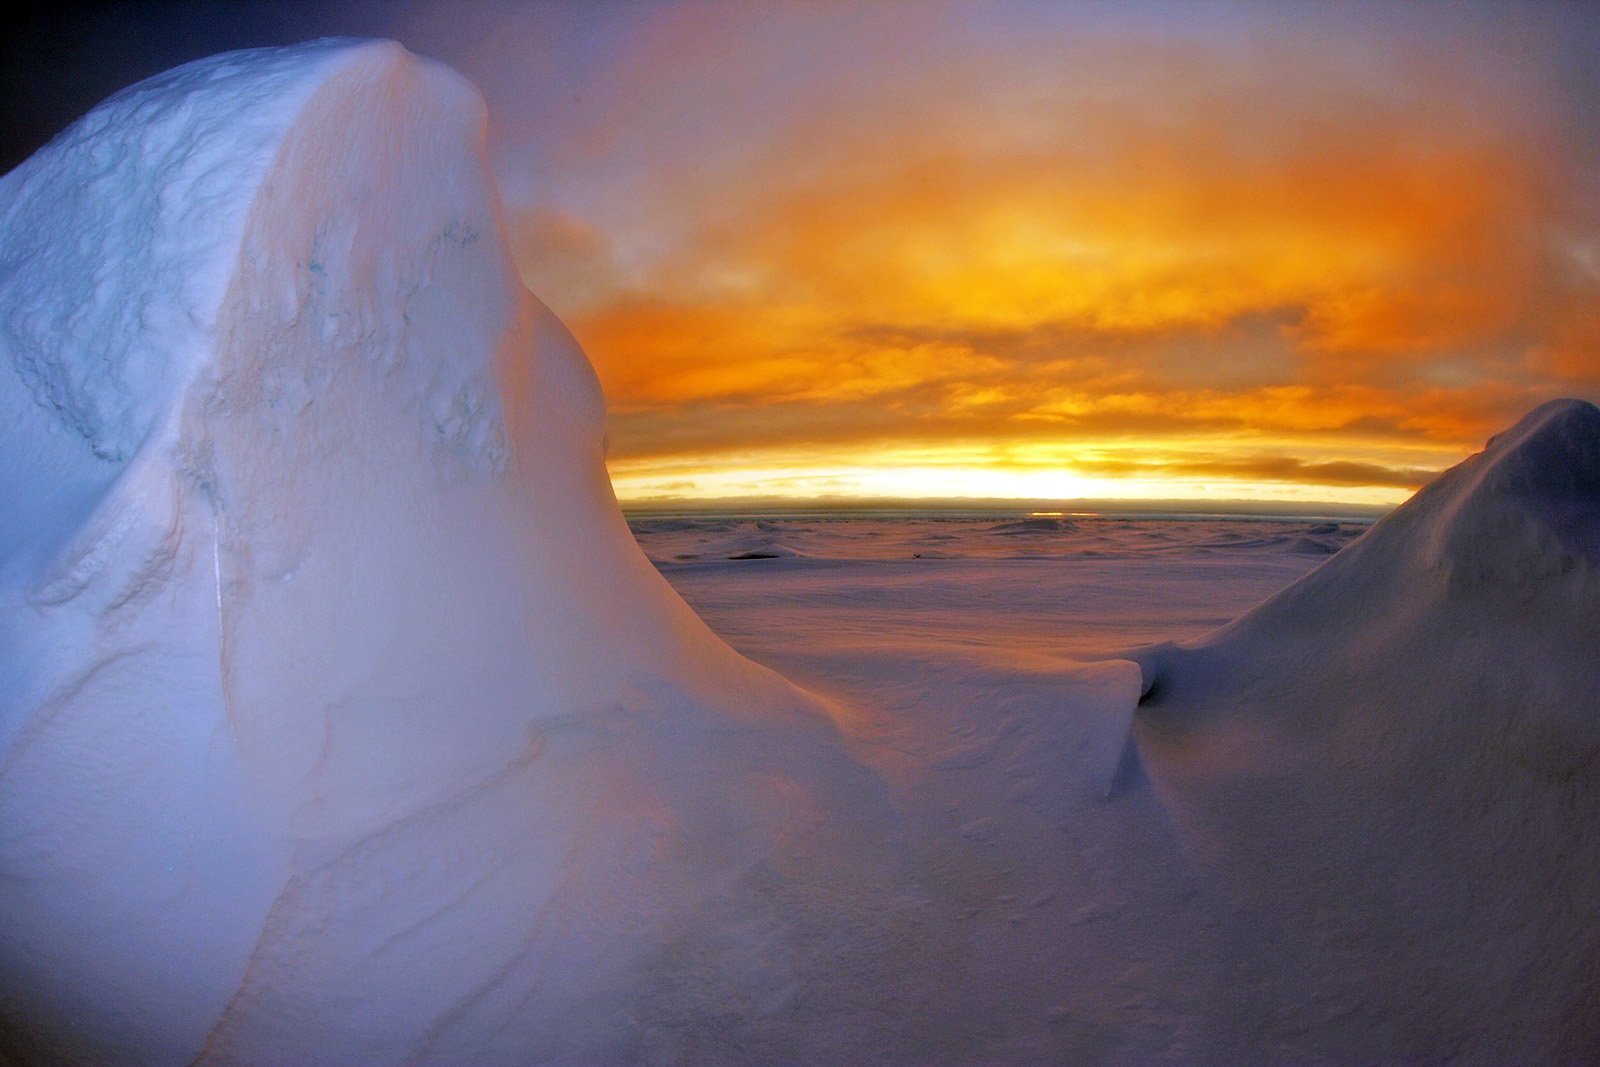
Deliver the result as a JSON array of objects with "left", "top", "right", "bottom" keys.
[{"left": 402, "top": 1, "right": 1600, "bottom": 505}]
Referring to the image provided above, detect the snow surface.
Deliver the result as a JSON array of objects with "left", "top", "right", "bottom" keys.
[
  {"left": 0, "top": 40, "right": 886, "bottom": 1067},
  {"left": 1, "top": 38, "right": 1595, "bottom": 1067},
  {"left": 632, "top": 515, "right": 1362, "bottom": 662},
  {"left": 1133, "top": 397, "right": 1600, "bottom": 1064}
]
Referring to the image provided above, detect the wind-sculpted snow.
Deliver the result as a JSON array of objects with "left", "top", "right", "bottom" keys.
[
  {"left": 0, "top": 42, "right": 368, "bottom": 587},
  {"left": 1135, "top": 398, "right": 1600, "bottom": 1063},
  {"left": 2, "top": 37, "right": 1595, "bottom": 1067},
  {"left": 0, "top": 40, "right": 903, "bottom": 1067}
]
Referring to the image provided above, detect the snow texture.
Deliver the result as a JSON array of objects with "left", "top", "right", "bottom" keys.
[
  {"left": 1, "top": 38, "right": 1596, "bottom": 1067},
  {"left": 0, "top": 40, "right": 888, "bottom": 1067},
  {"left": 1135, "top": 398, "right": 1600, "bottom": 1063}
]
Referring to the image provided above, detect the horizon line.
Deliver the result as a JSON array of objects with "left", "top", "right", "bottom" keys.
[{"left": 618, "top": 495, "right": 1393, "bottom": 522}]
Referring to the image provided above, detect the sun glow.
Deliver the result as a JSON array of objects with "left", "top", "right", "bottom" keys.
[
  {"left": 606, "top": 435, "right": 1447, "bottom": 508},
  {"left": 489, "top": 4, "right": 1600, "bottom": 507}
]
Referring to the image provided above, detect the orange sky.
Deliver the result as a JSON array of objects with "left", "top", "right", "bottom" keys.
[{"left": 405, "top": 1, "right": 1600, "bottom": 507}]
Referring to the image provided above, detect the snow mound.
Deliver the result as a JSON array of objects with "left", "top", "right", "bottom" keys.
[
  {"left": 1134, "top": 398, "right": 1600, "bottom": 1062},
  {"left": 726, "top": 545, "right": 807, "bottom": 560},
  {"left": 1431, "top": 396, "right": 1600, "bottom": 571},
  {"left": 0, "top": 41, "right": 894, "bottom": 1067},
  {"left": 987, "top": 516, "right": 1075, "bottom": 535}
]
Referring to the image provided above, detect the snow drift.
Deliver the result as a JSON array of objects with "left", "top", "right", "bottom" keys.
[
  {"left": 1135, "top": 398, "right": 1600, "bottom": 1063},
  {"left": 0, "top": 40, "right": 896, "bottom": 1066}
]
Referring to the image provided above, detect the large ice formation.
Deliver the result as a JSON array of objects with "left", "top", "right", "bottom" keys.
[
  {"left": 0, "top": 40, "right": 895, "bottom": 1066},
  {"left": 1135, "top": 397, "right": 1600, "bottom": 1063}
]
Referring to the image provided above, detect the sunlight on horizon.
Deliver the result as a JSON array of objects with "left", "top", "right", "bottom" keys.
[
  {"left": 605, "top": 434, "right": 1450, "bottom": 507},
  {"left": 431, "top": 1, "right": 1600, "bottom": 507}
]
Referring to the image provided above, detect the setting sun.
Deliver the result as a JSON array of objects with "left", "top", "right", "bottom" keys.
[{"left": 444, "top": 3, "right": 1600, "bottom": 507}]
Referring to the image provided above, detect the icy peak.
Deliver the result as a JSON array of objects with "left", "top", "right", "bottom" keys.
[
  {"left": 1134, "top": 396, "right": 1600, "bottom": 746},
  {"left": 0, "top": 39, "right": 423, "bottom": 584},
  {"left": 1465, "top": 397, "right": 1600, "bottom": 560},
  {"left": 1485, "top": 395, "right": 1600, "bottom": 451},
  {"left": 1418, "top": 396, "right": 1600, "bottom": 578}
]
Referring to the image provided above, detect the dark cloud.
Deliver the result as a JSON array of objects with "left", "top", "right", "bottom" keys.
[{"left": 1073, "top": 455, "right": 1438, "bottom": 490}]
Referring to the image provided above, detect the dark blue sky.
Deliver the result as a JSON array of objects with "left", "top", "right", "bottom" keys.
[{"left": 1, "top": 2, "right": 397, "bottom": 171}]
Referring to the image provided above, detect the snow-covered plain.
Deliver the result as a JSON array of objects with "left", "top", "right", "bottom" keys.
[
  {"left": 639, "top": 495, "right": 1600, "bottom": 1063},
  {"left": 1, "top": 38, "right": 1596, "bottom": 1067},
  {"left": 632, "top": 513, "right": 1364, "bottom": 663}
]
